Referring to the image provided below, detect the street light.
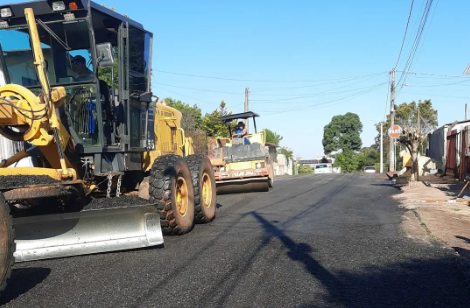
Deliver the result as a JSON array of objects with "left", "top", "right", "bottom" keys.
[{"left": 370, "top": 120, "right": 384, "bottom": 173}]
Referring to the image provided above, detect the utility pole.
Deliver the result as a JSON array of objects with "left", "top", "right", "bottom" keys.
[
  {"left": 465, "top": 103, "right": 467, "bottom": 121},
  {"left": 380, "top": 122, "right": 384, "bottom": 173},
  {"left": 389, "top": 69, "right": 396, "bottom": 172},
  {"left": 244, "top": 87, "right": 249, "bottom": 133}
]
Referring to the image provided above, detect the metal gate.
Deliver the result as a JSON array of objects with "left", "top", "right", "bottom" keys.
[{"left": 446, "top": 130, "right": 457, "bottom": 176}]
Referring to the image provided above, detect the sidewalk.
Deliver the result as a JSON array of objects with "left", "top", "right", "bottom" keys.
[{"left": 394, "top": 180, "right": 470, "bottom": 280}]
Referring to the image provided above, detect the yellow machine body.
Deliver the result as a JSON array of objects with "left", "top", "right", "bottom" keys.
[{"left": 211, "top": 130, "right": 274, "bottom": 193}]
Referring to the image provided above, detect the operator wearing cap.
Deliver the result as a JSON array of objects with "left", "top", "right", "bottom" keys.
[{"left": 71, "top": 55, "right": 92, "bottom": 81}]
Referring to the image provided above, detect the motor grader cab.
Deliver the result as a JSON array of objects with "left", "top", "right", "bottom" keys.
[
  {"left": 210, "top": 111, "right": 274, "bottom": 194},
  {"left": 0, "top": 1, "right": 217, "bottom": 295}
]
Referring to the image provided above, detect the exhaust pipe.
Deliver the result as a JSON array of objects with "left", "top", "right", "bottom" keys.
[{"left": 13, "top": 205, "right": 163, "bottom": 262}]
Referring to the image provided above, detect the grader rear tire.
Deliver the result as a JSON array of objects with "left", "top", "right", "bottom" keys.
[
  {"left": 0, "top": 193, "right": 14, "bottom": 295},
  {"left": 185, "top": 155, "right": 217, "bottom": 223},
  {"left": 149, "top": 155, "right": 195, "bottom": 235}
]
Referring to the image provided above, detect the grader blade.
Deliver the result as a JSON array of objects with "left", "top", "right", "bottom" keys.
[{"left": 13, "top": 205, "right": 163, "bottom": 262}]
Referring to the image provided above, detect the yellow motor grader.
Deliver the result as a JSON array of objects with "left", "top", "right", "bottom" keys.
[{"left": 0, "top": 1, "right": 217, "bottom": 294}]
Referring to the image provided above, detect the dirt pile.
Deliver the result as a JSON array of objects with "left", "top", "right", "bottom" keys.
[
  {"left": 84, "top": 195, "right": 154, "bottom": 210},
  {"left": 0, "top": 175, "right": 58, "bottom": 189}
]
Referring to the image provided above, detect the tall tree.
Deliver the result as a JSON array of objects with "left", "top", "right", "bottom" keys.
[
  {"left": 397, "top": 100, "right": 437, "bottom": 181},
  {"left": 263, "top": 129, "right": 283, "bottom": 145},
  {"left": 374, "top": 99, "right": 437, "bottom": 178},
  {"left": 201, "top": 100, "right": 232, "bottom": 137},
  {"left": 323, "top": 112, "right": 363, "bottom": 154},
  {"left": 333, "top": 150, "right": 360, "bottom": 173},
  {"left": 279, "top": 147, "right": 294, "bottom": 166},
  {"left": 165, "top": 98, "right": 202, "bottom": 131},
  {"left": 357, "top": 147, "right": 380, "bottom": 171}
]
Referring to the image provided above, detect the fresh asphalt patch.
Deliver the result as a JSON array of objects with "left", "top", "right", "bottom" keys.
[{"left": 2, "top": 174, "right": 470, "bottom": 307}]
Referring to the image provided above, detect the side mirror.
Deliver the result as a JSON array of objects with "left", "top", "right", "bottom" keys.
[
  {"left": 131, "top": 91, "right": 153, "bottom": 103},
  {"left": 96, "top": 43, "right": 114, "bottom": 68}
]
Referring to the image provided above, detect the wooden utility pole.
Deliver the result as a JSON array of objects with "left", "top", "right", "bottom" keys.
[
  {"left": 245, "top": 87, "right": 249, "bottom": 133},
  {"left": 380, "top": 122, "right": 384, "bottom": 173},
  {"left": 389, "top": 69, "right": 396, "bottom": 172}
]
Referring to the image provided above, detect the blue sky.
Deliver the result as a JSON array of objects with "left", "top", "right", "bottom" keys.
[{"left": 5, "top": 0, "right": 470, "bottom": 158}]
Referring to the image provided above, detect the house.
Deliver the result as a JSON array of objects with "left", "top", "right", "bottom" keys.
[
  {"left": 299, "top": 157, "right": 335, "bottom": 169},
  {"left": 428, "top": 120, "right": 470, "bottom": 180}
]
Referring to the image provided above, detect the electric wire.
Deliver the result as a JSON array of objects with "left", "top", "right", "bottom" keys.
[
  {"left": 153, "top": 82, "right": 241, "bottom": 95},
  {"left": 395, "top": 0, "right": 416, "bottom": 68},
  {"left": 256, "top": 82, "right": 387, "bottom": 116},
  {"left": 395, "top": 0, "right": 438, "bottom": 95}
]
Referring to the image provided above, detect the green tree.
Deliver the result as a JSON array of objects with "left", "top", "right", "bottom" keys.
[
  {"left": 323, "top": 112, "right": 363, "bottom": 154},
  {"left": 263, "top": 129, "right": 283, "bottom": 145},
  {"left": 357, "top": 147, "right": 380, "bottom": 171},
  {"left": 165, "top": 98, "right": 202, "bottom": 131},
  {"left": 201, "top": 100, "right": 232, "bottom": 137},
  {"left": 298, "top": 164, "right": 313, "bottom": 175},
  {"left": 374, "top": 99, "right": 437, "bottom": 179},
  {"left": 279, "top": 147, "right": 294, "bottom": 166},
  {"left": 334, "top": 150, "right": 360, "bottom": 173}
]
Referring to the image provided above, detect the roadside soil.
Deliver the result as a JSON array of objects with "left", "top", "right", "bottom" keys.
[{"left": 395, "top": 180, "right": 470, "bottom": 278}]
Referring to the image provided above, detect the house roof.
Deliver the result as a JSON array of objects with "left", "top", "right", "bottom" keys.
[{"left": 299, "top": 159, "right": 333, "bottom": 164}]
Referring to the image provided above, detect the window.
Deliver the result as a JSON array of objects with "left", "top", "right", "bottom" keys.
[
  {"left": 64, "top": 84, "right": 100, "bottom": 146},
  {"left": 128, "top": 26, "right": 152, "bottom": 148},
  {"left": 0, "top": 20, "right": 93, "bottom": 87},
  {"left": 128, "top": 27, "right": 151, "bottom": 93}
]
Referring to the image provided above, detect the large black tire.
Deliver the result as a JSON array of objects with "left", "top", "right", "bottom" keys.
[
  {"left": 185, "top": 155, "right": 217, "bottom": 223},
  {"left": 0, "top": 193, "right": 14, "bottom": 295},
  {"left": 149, "top": 155, "right": 195, "bottom": 235}
]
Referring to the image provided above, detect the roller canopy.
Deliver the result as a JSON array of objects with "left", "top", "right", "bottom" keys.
[{"left": 218, "top": 111, "right": 259, "bottom": 123}]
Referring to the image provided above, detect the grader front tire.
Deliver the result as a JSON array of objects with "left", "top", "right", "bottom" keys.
[{"left": 0, "top": 193, "right": 14, "bottom": 295}]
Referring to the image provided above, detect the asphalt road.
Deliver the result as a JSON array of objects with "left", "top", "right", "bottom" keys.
[{"left": 2, "top": 174, "right": 470, "bottom": 307}]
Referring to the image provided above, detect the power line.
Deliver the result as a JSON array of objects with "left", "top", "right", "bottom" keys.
[
  {"left": 249, "top": 72, "right": 387, "bottom": 92},
  {"left": 154, "top": 82, "right": 241, "bottom": 95},
  {"left": 155, "top": 68, "right": 387, "bottom": 84},
  {"left": 155, "top": 84, "right": 215, "bottom": 106},
  {"left": 155, "top": 84, "right": 242, "bottom": 111},
  {"left": 401, "top": 91, "right": 470, "bottom": 99},
  {"left": 383, "top": 73, "right": 391, "bottom": 121},
  {"left": 251, "top": 82, "right": 387, "bottom": 104},
  {"left": 406, "top": 79, "right": 470, "bottom": 87},
  {"left": 396, "top": 70, "right": 470, "bottom": 79},
  {"left": 395, "top": 0, "right": 439, "bottom": 94},
  {"left": 395, "top": 0, "right": 416, "bottom": 68},
  {"left": 257, "top": 83, "right": 387, "bottom": 116}
]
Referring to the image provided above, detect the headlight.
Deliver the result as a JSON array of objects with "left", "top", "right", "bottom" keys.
[
  {"left": 52, "top": 1, "right": 66, "bottom": 11},
  {"left": 256, "top": 163, "right": 261, "bottom": 169},
  {"left": 220, "top": 167, "right": 225, "bottom": 172},
  {"left": 0, "top": 7, "right": 12, "bottom": 18}
]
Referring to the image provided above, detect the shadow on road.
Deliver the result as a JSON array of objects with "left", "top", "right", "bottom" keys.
[
  {"left": 0, "top": 267, "right": 51, "bottom": 305},
  {"left": 454, "top": 236, "right": 470, "bottom": 259},
  {"left": 252, "top": 212, "right": 470, "bottom": 308}
]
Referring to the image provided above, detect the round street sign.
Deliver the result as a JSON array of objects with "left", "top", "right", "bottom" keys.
[{"left": 388, "top": 125, "right": 403, "bottom": 138}]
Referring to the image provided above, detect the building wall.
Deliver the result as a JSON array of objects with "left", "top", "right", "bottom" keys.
[{"left": 274, "top": 154, "right": 294, "bottom": 176}]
